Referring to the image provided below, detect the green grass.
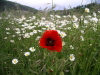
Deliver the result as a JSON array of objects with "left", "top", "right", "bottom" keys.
[{"left": 0, "top": 8, "right": 100, "bottom": 75}]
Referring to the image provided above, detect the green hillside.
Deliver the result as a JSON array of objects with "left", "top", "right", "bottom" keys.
[
  {"left": 70, "top": 3, "right": 100, "bottom": 14},
  {"left": 54, "top": 3, "right": 100, "bottom": 16},
  {"left": 0, "top": 0, "right": 38, "bottom": 13}
]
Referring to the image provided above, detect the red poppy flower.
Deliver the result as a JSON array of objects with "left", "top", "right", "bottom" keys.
[{"left": 39, "top": 30, "right": 62, "bottom": 52}]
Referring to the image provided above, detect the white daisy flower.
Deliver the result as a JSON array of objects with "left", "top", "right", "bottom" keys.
[
  {"left": 36, "top": 36, "right": 40, "bottom": 40},
  {"left": 24, "top": 52, "right": 30, "bottom": 56},
  {"left": 73, "top": 15, "right": 78, "bottom": 22},
  {"left": 85, "top": 8, "right": 90, "bottom": 13},
  {"left": 73, "top": 23, "right": 79, "bottom": 29},
  {"left": 30, "top": 32, "right": 34, "bottom": 36},
  {"left": 93, "top": 12, "right": 96, "bottom": 17},
  {"left": 55, "top": 15, "right": 61, "bottom": 18},
  {"left": 6, "top": 32, "right": 10, "bottom": 35},
  {"left": 29, "top": 47, "right": 35, "bottom": 52},
  {"left": 84, "top": 20, "right": 88, "bottom": 24},
  {"left": 12, "top": 35, "right": 16, "bottom": 37},
  {"left": 6, "top": 28, "right": 10, "bottom": 30},
  {"left": 12, "top": 58, "right": 18, "bottom": 64},
  {"left": 90, "top": 17, "right": 98, "bottom": 23},
  {"left": 69, "top": 54, "right": 75, "bottom": 61},
  {"left": 98, "top": 11, "right": 100, "bottom": 13},
  {"left": 67, "top": 27, "right": 71, "bottom": 30},
  {"left": 4, "top": 37, "right": 7, "bottom": 39},
  {"left": 81, "top": 30, "right": 85, "bottom": 34},
  {"left": 80, "top": 36, "right": 84, "bottom": 41},
  {"left": 24, "top": 33, "right": 30, "bottom": 38},
  {"left": 70, "top": 45, "right": 74, "bottom": 49},
  {"left": 59, "top": 31, "right": 67, "bottom": 38},
  {"left": 10, "top": 40, "right": 15, "bottom": 43}
]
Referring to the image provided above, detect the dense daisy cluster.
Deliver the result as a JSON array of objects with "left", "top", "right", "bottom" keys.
[
  {"left": 3, "top": 8, "right": 100, "bottom": 62},
  {"left": 1, "top": 8, "right": 100, "bottom": 74}
]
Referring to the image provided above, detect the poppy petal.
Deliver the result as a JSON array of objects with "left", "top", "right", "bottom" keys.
[{"left": 39, "top": 30, "right": 62, "bottom": 52}]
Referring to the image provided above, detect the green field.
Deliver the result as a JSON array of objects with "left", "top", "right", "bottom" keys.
[{"left": 0, "top": 7, "right": 100, "bottom": 75}]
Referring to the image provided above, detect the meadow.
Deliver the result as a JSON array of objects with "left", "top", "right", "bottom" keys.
[{"left": 0, "top": 8, "right": 100, "bottom": 75}]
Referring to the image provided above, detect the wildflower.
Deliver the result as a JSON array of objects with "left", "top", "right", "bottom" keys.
[
  {"left": 36, "top": 36, "right": 40, "bottom": 40},
  {"left": 81, "top": 30, "right": 85, "bottom": 34},
  {"left": 30, "top": 32, "right": 34, "bottom": 36},
  {"left": 73, "top": 23, "right": 79, "bottom": 29},
  {"left": 90, "top": 17, "right": 98, "bottom": 23},
  {"left": 81, "top": 16, "right": 84, "bottom": 20},
  {"left": 6, "top": 28, "right": 10, "bottom": 30},
  {"left": 16, "top": 31, "right": 20, "bottom": 34},
  {"left": 93, "top": 12, "right": 96, "bottom": 17},
  {"left": 12, "top": 35, "right": 16, "bottom": 37},
  {"left": 70, "top": 45, "right": 74, "bottom": 49},
  {"left": 72, "top": 15, "right": 78, "bottom": 22},
  {"left": 90, "top": 44, "right": 92, "bottom": 46},
  {"left": 31, "top": 16, "right": 36, "bottom": 19},
  {"left": 59, "top": 31, "right": 67, "bottom": 38},
  {"left": 39, "top": 30, "right": 62, "bottom": 52},
  {"left": 93, "top": 27, "right": 97, "bottom": 32},
  {"left": 55, "top": 15, "right": 61, "bottom": 18},
  {"left": 24, "top": 33, "right": 30, "bottom": 38},
  {"left": 21, "top": 15, "right": 26, "bottom": 20},
  {"left": 12, "top": 58, "right": 18, "bottom": 64},
  {"left": 41, "top": 17, "right": 46, "bottom": 20},
  {"left": 24, "top": 52, "right": 30, "bottom": 56},
  {"left": 69, "top": 54, "right": 75, "bottom": 61},
  {"left": 85, "top": 8, "right": 90, "bottom": 13},
  {"left": 67, "top": 27, "right": 71, "bottom": 30},
  {"left": 80, "top": 36, "right": 84, "bottom": 41},
  {"left": 29, "top": 47, "right": 35, "bottom": 52},
  {"left": 10, "top": 40, "right": 15, "bottom": 43},
  {"left": 33, "top": 30, "right": 37, "bottom": 34},
  {"left": 84, "top": 20, "right": 88, "bottom": 24},
  {"left": 38, "top": 30, "right": 42, "bottom": 32},
  {"left": 4, "top": 37, "right": 7, "bottom": 39},
  {"left": 98, "top": 11, "right": 100, "bottom": 13},
  {"left": 63, "top": 16, "right": 67, "bottom": 18},
  {"left": 6, "top": 32, "right": 10, "bottom": 35}
]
